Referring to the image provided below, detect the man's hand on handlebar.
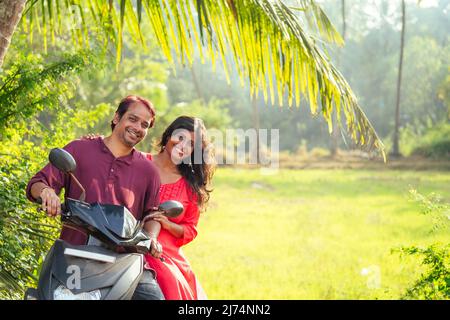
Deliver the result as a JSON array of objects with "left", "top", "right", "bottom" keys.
[
  {"left": 40, "top": 187, "right": 61, "bottom": 217},
  {"left": 143, "top": 214, "right": 164, "bottom": 260},
  {"left": 149, "top": 237, "right": 163, "bottom": 259}
]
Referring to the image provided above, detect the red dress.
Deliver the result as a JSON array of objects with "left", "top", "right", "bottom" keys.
[{"left": 144, "top": 154, "right": 206, "bottom": 300}]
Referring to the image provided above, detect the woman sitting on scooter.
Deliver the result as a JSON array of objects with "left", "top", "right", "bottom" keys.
[
  {"left": 142, "top": 116, "right": 215, "bottom": 300},
  {"left": 84, "top": 116, "right": 215, "bottom": 299}
]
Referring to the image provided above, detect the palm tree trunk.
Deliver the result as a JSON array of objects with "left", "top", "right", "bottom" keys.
[
  {"left": 0, "top": 0, "right": 27, "bottom": 68},
  {"left": 330, "top": 0, "right": 346, "bottom": 157},
  {"left": 392, "top": 0, "right": 406, "bottom": 157},
  {"left": 190, "top": 63, "right": 205, "bottom": 103},
  {"left": 341, "top": 0, "right": 346, "bottom": 40},
  {"left": 251, "top": 93, "right": 260, "bottom": 163}
]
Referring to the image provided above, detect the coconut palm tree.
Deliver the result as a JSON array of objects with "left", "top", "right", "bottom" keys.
[
  {"left": 392, "top": 0, "right": 406, "bottom": 157},
  {"left": 0, "top": 0, "right": 385, "bottom": 157},
  {"left": 1, "top": 0, "right": 389, "bottom": 295},
  {"left": 0, "top": 0, "right": 27, "bottom": 67},
  {"left": 330, "top": 0, "right": 346, "bottom": 157}
]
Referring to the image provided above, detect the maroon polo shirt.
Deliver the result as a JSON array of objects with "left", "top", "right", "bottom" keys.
[{"left": 26, "top": 137, "right": 161, "bottom": 245}]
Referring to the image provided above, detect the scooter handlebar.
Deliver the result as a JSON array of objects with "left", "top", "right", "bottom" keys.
[
  {"left": 36, "top": 197, "right": 66, "bottom": 214},
  {"left": 36, "top": 197, "right": 163, "bottom": 261}
]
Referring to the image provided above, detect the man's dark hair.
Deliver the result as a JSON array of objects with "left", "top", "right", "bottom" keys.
[{"left": 111, "top": 95, "right": 156, "bottom": 131}]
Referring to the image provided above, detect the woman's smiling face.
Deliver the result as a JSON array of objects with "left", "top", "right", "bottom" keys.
[{"left": 165, "top": 129, "right": 195, "bottom": 164}]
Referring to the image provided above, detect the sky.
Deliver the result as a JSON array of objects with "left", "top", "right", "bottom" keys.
[{"left": 416, "top": 0, "right": 440, "bottom": 7}]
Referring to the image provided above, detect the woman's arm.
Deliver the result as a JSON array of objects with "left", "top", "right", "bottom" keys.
[
  {"left": 145, "top": 212, "right": 184, "bottom": 238},
  {"left": 148, "top": 199, "right": 200, "bottom": 246}
]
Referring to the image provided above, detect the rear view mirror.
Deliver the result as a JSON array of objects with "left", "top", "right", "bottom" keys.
[
  {"left": 158, "top": 200, "right": 184, "bottom": 218},
  {"left": 49, "top": 148, "right": 76, "bottom": 173},
  {"left": 49, "top": 148, "right": 85, "bottom": 202}
]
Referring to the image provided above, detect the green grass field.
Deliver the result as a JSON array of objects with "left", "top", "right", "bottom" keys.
[{"left": 183, "top": 168, "right": 450, "bottom": 299}]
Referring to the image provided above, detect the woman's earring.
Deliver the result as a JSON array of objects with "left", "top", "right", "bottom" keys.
[{"left": 189, "top": 163, "right": 195, "bottom": 174}]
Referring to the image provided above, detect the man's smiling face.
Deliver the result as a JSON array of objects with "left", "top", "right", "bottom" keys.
[{"left": 112, "top": 102, "right": 153, "bottom": 147}]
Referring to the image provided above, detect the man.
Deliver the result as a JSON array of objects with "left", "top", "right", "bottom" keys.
[{"left": 26, "top": 95, "right": 164, "bottom": 300}]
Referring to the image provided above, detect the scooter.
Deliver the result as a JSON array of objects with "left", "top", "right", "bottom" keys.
[{"left": 24, "top": 148, "right": 183, "bottom": 300}]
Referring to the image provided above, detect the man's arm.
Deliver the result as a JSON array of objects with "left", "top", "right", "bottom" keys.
[
  {"left": 26, "top": 141, "right": 77, "bottom": 216},
  {"left": 29, "top": 181, "right": 49, "bottom": 201},
  {"left": 145, "top": 211, "right": 184, "bottom": 238},
  {"left": 141, "top": 160, "right": 163, "bottom": 258},
  {"left": 143, "top": 219, "right": 162, "bottom": 238},
  {"left": 143, "top": 220, "right": 162, "bottom": 258}
]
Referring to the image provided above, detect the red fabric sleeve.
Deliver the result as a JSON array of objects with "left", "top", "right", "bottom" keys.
[{"left": 175, "top": 194, "right": 200, "bottom": 247}]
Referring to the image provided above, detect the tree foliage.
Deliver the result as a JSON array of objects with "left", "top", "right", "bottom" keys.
[
  {"left": 18, "top": 0, "right": 385, "bottom": 156},
  {"left": 0, "top": 46, "right": 111, "bottom": 298},
  {"left": 393, "top": 189, "right": 450, "bottom": 300}
]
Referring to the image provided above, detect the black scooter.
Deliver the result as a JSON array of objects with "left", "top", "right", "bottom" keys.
[{"left": 24, "top": 148, "right": 183, "bottom": 300}]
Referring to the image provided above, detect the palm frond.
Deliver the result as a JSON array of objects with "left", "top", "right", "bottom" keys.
[
  {"left": 292, "top": 0, "right": 344, "bottom": 46},
  {"left": 22, "top": 0, "right": 385, "bottom": 157}
]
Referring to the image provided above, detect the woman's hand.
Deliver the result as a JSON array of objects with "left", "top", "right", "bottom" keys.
[
  {"left": 81, "top": 133, "right": 103, "bottom": 140},
  {"left": 146, "top": 211, "right": 171, "bottom": 230},
  {"left": 146, "top": 211, "right": 184, "bottom": 239}
]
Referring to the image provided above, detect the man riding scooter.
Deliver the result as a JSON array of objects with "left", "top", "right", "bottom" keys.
[{"left": 26, "top": 95, "right": 165, "bottom": 300}]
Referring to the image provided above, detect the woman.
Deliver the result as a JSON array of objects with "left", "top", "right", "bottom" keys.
[
  {"left": 143, "top": 116, "right": 215, "bottom": 300},
  {"left": 84, "top": 116, "right": 215, "bottom": 299}
]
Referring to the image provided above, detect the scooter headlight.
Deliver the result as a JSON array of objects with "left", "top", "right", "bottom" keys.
[{"left": 54, "top": 285, "right": 101, "bottom": 300}]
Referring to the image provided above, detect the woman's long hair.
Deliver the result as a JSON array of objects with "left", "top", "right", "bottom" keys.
[{"left": 158, "top": 116, "right": 215, "bottom": 211}]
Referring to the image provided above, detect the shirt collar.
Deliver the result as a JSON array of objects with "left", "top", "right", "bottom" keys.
[{"left": 98, "top": 137, "right": 135, "bottom": 166}]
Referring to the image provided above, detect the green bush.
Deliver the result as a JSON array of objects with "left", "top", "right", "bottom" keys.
[
  {"left": 0, "top": 48, "right": 109, "bottom": 299},
  {"left": 396, "top": 244, "right": 449, "bottom": 300},
  {"left": 393, "top": 189, "right": 449, "bottom": 300},
  {"left": 412, "top": 140, "right": 450, "bottom": 158},
  {"left": 409, "top": 122, "right": 450, "bottom": 158},
  {"left": 0, "top": 158, "right": 60, "bottom": 299}
]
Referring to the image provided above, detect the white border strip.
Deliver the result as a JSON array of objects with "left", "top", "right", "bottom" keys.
[{"left": 64, "top": 248, "right": 116, "bottom": 264}]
